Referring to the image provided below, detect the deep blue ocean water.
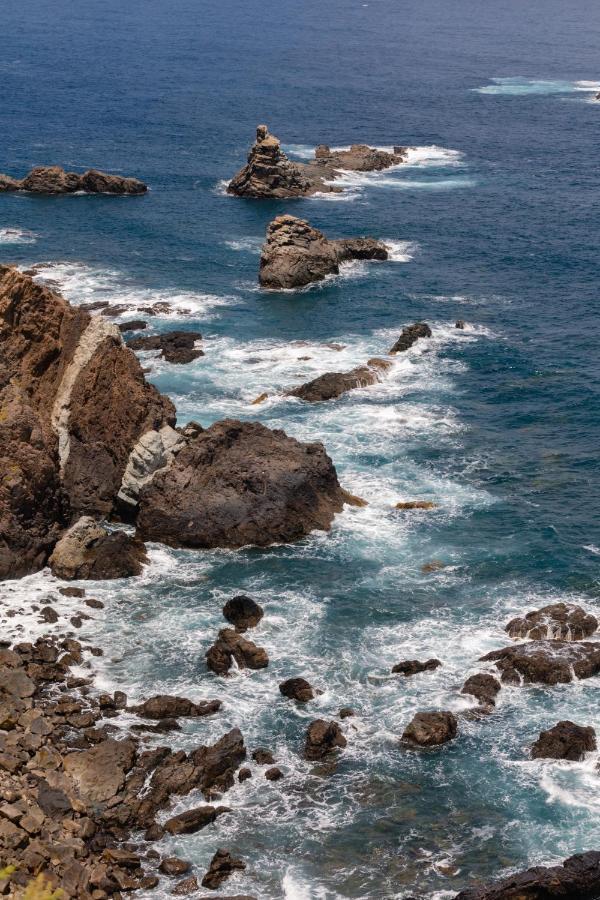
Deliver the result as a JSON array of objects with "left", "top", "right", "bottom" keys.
[{"left": 1, "top": 1, "right": 600, "bottom": 897}]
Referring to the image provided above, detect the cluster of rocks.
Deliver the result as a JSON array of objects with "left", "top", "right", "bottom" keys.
[
  {"left": 126, "top": 330, "right": 204, "bottom": 364},
  {"left": 0, "top": 166, "right": 147, "bottom": 195},
  {"left": 227, "top": 125, "right": 407, "bottom": 199},
  {"left": 258, "top": 214, "right": 389, "bottom": 289},
  {"left": 0, "top": 266, "right": 355, "bottom": 579}
]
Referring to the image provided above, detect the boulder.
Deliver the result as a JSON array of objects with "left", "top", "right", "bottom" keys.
[
  {"left": 163, "top": 805, "right": 230, "bottom": 836},
  {"left": 304, "top": 720, "right": 347, "bottom": 760},
  {"left": 133, "top": 695, "right": 221, "bottom": 719},
  {"left": 159, "top": 857, "right": 191, "bottom": 877},
  {"left": 136, "top": 419, "right": 348, "bottom": 549},
  {"left": 0, "top": 165, "right": 147, "bottom": 194},
  {"left": 505, "top": 603, "right": 598, "bottom": 641},
  {"left": 279, "top": 677, "right": 315, "bottom": 702},
  {"left": 392, "top": 659, "right": 442, "bottom": 677},
  {"left": 251, "top": 748, "right": 275, "bottom": 765},
  {"left": 259, "top": 215, "right": 388, "bottom": 289},
  {"left": 192, "top": 728, "right": 247, "bottom": 797},
  {"left": 388, "top": 323, "right": 432, "bottom": 353},
  {"left": 127, "top": 330, "right": 204, "bottom": 364},
  {"left": 461, "top": 673, "right": 502, "bottom": 707},
  {"left": 265, "top": 766, "right": 283, "bottom": 781},
  {"left": 49, "top": 517, "right": 147, "bottom": 580},
  {"left": 62, "top": 738, "right": 137, "bottom": 805},
  {"left": 201, "top": 849, "right": 245, "bottom": 890},
  {"left": 206, "top": 629, "right": 269, "bottom": 676},
  {"left": 401, "top": 711, "right": 458, "bottom": 747},
  {"left": 480, "top": 641, "right": 600, "bottom": 685},
  {"left": 287, "top": 366, "right": 380, "bottom": 403},
  {"left": 222, "top": 595, "right": 264, "bottom": 631},
  {"left": 531, "top": 721, "right": 596, "bottom": 761},
  {"left": 453, "top": 850, "right": 600, "bottom": 900}
]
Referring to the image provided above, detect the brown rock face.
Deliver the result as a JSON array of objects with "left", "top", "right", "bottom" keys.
[
  {"left": 287, "top": 366, "right": 380, "bottom": 403},
  {"left": 279, "top": 677, "right": 315, "bottom": 702},
  {"left": 227, "top": 126, "right": 334, "bottom": 198},
  {"left": 480, "top": 640, "right": 600, "bottom": 685},
  {"left": 505, "top": 603, "right": 598, "bottom": 641},
  {"left": 388, "top": 322, "right": 432, "bottom": 353},
  {"left": 136, "top": 419, "right": 347, "bottom": 549},
  {"left": 313, "top": 142, "right": 407, "bottom": 172},
  {"left": 461, "top": 673, "right": 502, "bottom": 707},
  {"left": 531, "top": 721, "right": 596, "bottom": 761},
  {"left": 392, "top": 659, "right": 442, "bottom": 677},
  {"left": 0, "top": 165, "right": 147, "bottom": 194},
  {"left": 62, "top": 739, "right": 137, "bottom": 805},
  {"left": 48, "top": 517, "right": 147, "bottom": 580},
  {"left": 163, "top": 805, "right": 230, "bottom": 836},
  {"left": 133, "top": 695, "right": 221, "bottom": 719},
  {"left": 304, "top": 720, "right": 347, "bottom": 760},
  {"left": 454, "top": 850, "right": 600, "bottom": 900},
  {"left": 401, "top": 711, "right": 458, "bottom": 747},
  {"left": 201, "top": 849, "right": 246, "bottom": 890},
  {"left": 259, "top": 215, "right": 388, "bottom": 289},
  {"left": 127, "top": 330, "right": 204, "bottom": 364},
  {"left": 206, "top": 629, "right": 269, "bottom": 676},
  {"left": 222, "top": 595, "right": 264, "bottom": 631}
]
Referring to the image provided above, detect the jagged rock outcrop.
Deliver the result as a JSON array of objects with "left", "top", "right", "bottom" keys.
[
  {"left": 259, "top": 215, "right": 388, "bottom": 289},
  {"left": 304, "top": 720, "right": 347, "bottom": 760},
  {"left": 313, "top": 142, "right": 407, "bottom": 172},
  {"left": 132, "top": 695, "right": 221, "bottom": 720},
  {"left": 461, "top": 673, "right": 502, "bottom": 707},
  {"left": 127, "top": 330, "right": 204, "bottom": 364},
  {"left": 480, "top": 640, "right": 600, "bottom": 685},
  {"left": 48, "top": 517, "right": 148, "bottom": 580},
  {"left": 0, "top": 165, "right": 147, "bottom": 194},
  {"left": 392, "top": 659, "right": 442, "bottom": 677},
  {"left": 531, "top": 721, "right": 596, "bottom": 761},
  {"left": 136, "top": 419, "right": 349, "bottom": 549},
  {"left": 388, "top": 322, "right": 432, "bottom": 353},
  {"left": 454, "top": 851, "right": 600, "bottom": 899},
  {"left": 201, "top": 849, "right": 246, "bottom": 890},
  {"left": 401, "top": 711, "right": 458, "bottom": 747},
  {"left": 206, "top": 629, "right": 269, "bottom": 676},
  {"left": 505, "top": 603, "right": 598, "bottom": 641}
]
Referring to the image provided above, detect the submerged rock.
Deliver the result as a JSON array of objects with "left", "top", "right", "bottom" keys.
[
  {"left": 202, "top": 848, "right": 246, "bottom": 889},
  {"left": 279, "top": 676, "right": 315, "bottom": 702},
  {"left": 304, "top": 720, "right": 347, "bottom": 760},
  {"left": 480, "top": 640, "right": 600, "bottom": 685},
  {"left": 531, "top": 721, "right": 596, "bottom": 760},
  {"left": 259, "top": 214, "right": 388, "bottom": 289},
  {"left": 222, "top": 595, "right": 264, "bottom": 631},
  {"left": 136, "top": 419, "right": 348, "bottom": 549},
  {"left": 392, "top": 659, "right": 442, "bottom": 677},
  {"left": 0, "top": 165, "right": 147, "bottom": 194},
  {"left": 388, "top": 322, "right": 432, "bottom": 353},
  {"left": 206, "top": 628, "right": 269, "bottom": 675},
  {"left": 287, "top": 365, "right": 380, "bottom": 402},
  {"left": 505, "top": 602, "right": 598, "bottom": 641},
  {"left": 127, "top": 330, "right": 204, "bottom": 364},
  {"left": 49, "top": 516, "right": 147, "bottom": 580},
  {"left": 401, "top": 711, "right": 458, "bottom": 747},
  {"left": 454, "top": 850, "right": 600, "bottom": 899}
]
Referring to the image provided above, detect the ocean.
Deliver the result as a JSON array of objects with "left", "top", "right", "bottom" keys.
[{"left": 1, "top": 0, "right": 600, "bottom": 896}]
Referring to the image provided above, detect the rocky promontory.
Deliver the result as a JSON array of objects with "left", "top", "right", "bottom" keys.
[
  {"left": 0, "top": 166, "right": 147, "bottom": 195},
  {"left": 259, "top": 215, "right": 389, "bottom": 289}
]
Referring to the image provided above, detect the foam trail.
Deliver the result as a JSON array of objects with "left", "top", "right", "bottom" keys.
[
  {"left": 475, "top": 77, "right": 600, "bottom": 96},
  {"left": 0, "top": 227, "right": 37, "bottom": 244}
]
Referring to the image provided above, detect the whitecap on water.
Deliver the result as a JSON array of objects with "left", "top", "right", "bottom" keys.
[
  {"left": 475, "top": 76, "right": 600, "bottom": 96},
  {"left": 224, "top": 236, "right": 263, "bottom": 253},
  {"left": 0, "top": 227, "right": 37, "bottom": 244}
]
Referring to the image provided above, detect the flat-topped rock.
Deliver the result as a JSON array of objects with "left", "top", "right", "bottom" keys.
[
  {"left": 259, "top": 214, "right": 388, "bottom": 289},
  {"left": 0, "top": 165, "right": 147, "bottom": 194},
  {"left": 505, "top": 602, "right": 598, "bottom": 641},
  {"left": 401, "top": 711, "right": 458, "bottom": 747},
  {"left": 133, "top": 695, "right": 221, "bottom": 719},
  {"left": 480, "top": 640, "right": 600, "bottom": 685},
  {"left": 531, "top": 721, "right": 596, "bottom": 760},
  {"left": 313, "top": 142, "right": 407, "bottom": 172},
  {"left": 287, "top": 365, "right": 380, "bottom": 402}
]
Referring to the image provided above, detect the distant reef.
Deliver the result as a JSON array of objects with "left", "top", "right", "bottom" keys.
[{"left": 0, "top": 165, "right": 147, "bottom": 194}]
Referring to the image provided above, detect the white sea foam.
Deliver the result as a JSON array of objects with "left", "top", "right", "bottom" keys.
[
  {"left": 0, "top": 227, "right": 37, "bottom": 244},
  {"left": 384, "top": 239, "right": 419, "bottom": 261},
  {"left": 475, "top": 76, "right": 600, "bottom": 96},
  {"left": 224, "top": 236, "right": 263, "bottom": 254}
]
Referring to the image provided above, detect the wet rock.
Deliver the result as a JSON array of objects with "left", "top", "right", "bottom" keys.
[
  {"left": 136, "top": 419, "right": 348, "bottom": 549},
  {"left": 480, "top": 640, "right": 600, "bottom": 685},
  {"left": 287, "top": 365, "right": 380, "bottom": 403},
  {"left": 173, "top": 875, "right": 200, "bottom": 895},
  {"left": 133, "top": 695, "right": 221, "bottom": 719},
  {"left": 201, "top": 848, "right": 246, "bottom": 889},
  {"left": 59, "top": 586, "right": 85, "bottom": 597},
  {"left": 454, "top": 850, "right": 600, "bottom": 900},
  {"left": 259, "top": 214, "right": 388, "bottom": 289},
  {"left": 159, "top": 857, "right": 191, "bottom": 876},
  {"left": 304, "top": 720, "right": 347, "bottom": 760},
  {"left": 206, "top": 629, "right": 269, "bottom": 676},
  {"left": 339, "top": 707, "right": 355, "bottom": 719},
  {"left": 531, "top": 721, "right": 596, "bottom": 761},
  {"left": 0, "top": 165, "right": 147, "bottom": 194},
  {"left": 279, "top": 677, "right": 315, "bottom": 702},
  {"left": 238, "top": 767, "right": 252, "bottom": 783},
  {"left": 119, "top": 319, "right": 147, "bottom": 333},
  {"left": 401, "top": 711, "right": 458, "bottom": 747},
  {"left": 127, "top": 330, "right": 204, "bottom": 364},
  {"left": 49, "top": 516, "right": 147, "bottom": 579},
  {"left": 461, "top": 673, "right": 502, "bottom": 707},
  {"left": 85, "top": 597, "right": 104, "bottom": 609},
  {"left": 505, "top": 603, "right": 598, "bottom": 641},
  {"left": 395, "top": 500, "right": 437, "bottom": 510},
  {"left": 388, "top": 322, "right": 432, "bottom": 353},
  {"left": 265, "top": 766, "right": 283, "bottom": 781},
  {"left": 163, "top": 804, "right": 230, "bottom": 835},
  {"left": 455, "top": 319, "right": 466, "bottom": 329},
  {"left": 313, "top": 142, "right": 407, "bottom": 172},
  {"left": 251, "top": 748, "right": 275, "bottom": 765},
  {"left": 40, "top": 606, "right": 59, "bottom": 624},
  {"left": 222, "top": 595, "right": 264, "bottom": 632},
  {"left": 392, "top": 659, "right": 442, "bottom": 677}
]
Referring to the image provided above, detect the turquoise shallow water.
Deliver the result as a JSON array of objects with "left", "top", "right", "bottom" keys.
[{"left": 1, "top": 0, "right": 600, "bottom": 896}]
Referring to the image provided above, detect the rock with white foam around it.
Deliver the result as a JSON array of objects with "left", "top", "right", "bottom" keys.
[
  {"left": 49, "top": 516, "right": 147, "bottom": 580},
  {"left": 505, "top": 602, "right": 597, "bottom": 641},
  {"left": 481, "top": 640, "right": 600, "bottom": 685}
]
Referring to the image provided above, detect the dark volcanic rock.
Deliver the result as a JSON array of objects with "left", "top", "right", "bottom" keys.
[
  {"left": 480, "top": 640, "right": 600, "bottom": 685},
  {"left": 127, "top": 330, "right": 204, "bottom": 364},
  {"left": 222, "top": 595, "right": 264, "bottom": 631},
  {"left": 251, "top": 748, "right": 275, "bottom": 765},
  {"left": 388, "top": 322, "right": 432, "bottom": 353},
  {"left": 401, "top": 711, "right": 458, "bottom": 747},
  {"left": 259, "top": 215, "right": 388, "bottom": 289},
  {"left": 505, "top": 603, "right": 598, "bottom": 641},
  {"left": 201, "top": 848, "right": 246, "bottom": 889},
  {"left": 0, "top": 165, "right": 147, "bottom": 194},
  {"left": 49, "top": 516, "right": 147, "bottom": 579},
  {"left": 531, "top": 721, "right": 596, "bottom": 761},
  {"left": 454, "top": 850, "right": 600, "bottom": 900},
  {"left": 119, "top": 319, "right": 147, "bottom": 333},
  {"left": 163, "top": 805, "right": 230, "bottom": 836},
  {"left": 279, "top": 677, "right": 315, "bottom": 702},
  {"left": 392, "top": 659, "right": 442, "bottom": 677},
  {"left": 304, "top": 720, "right": 347, "bottom": 760},
  {"left": 136, "top": 419, "right": 348, "bottom": 549},
  {"left": 287, "top": 366, "right": 380, "bottom": 403},
  {"left": 265, "top": 766, "right": 283, "bottom": 781},
  {"left": 206, "top": 628, "right": 269, "bottom": 676},
  {"left": 227, "top": 125, "right": 334, "bottom": 198},
  {"left": 461, "top": 673, "right": 502, "bottom": 707},
  {"left": 133, "top": 695, "right": 221, "bottom": 719}
]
